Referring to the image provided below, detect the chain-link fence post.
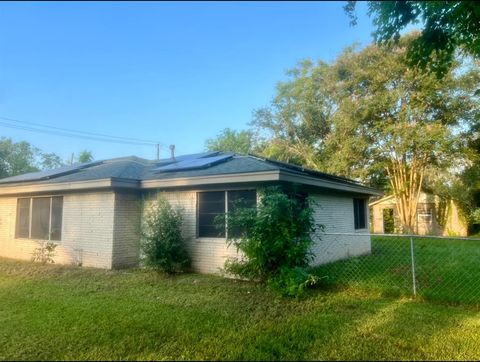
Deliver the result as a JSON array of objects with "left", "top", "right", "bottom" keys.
[{"left": 410, "top": 237, "right": 417, "bottom": 297}]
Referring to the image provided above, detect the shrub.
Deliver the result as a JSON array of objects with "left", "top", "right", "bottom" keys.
[
  {"left": 31, "top": 241, "right": 57, "bottom": 264},
  {"left": 268, "top": 266, "right": 325, "bottom": 297},
  {"left": 141, "top": 195, "right": 190, "bottom": 274},
  {"left": 471, "top": 208, "right": 480, "bottom": 224},
  {"left": 222, "top": 186, "right": 324, "bottom": 296}
]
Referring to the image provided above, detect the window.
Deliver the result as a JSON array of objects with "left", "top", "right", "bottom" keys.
[
  {"left": 15, "top": 196, "right": 63, "bottom": 241},
  {"left": 50, "top": 197, "right": 63, "bottom": 240},
  {"left": 197, "top": 190, "right": 256, "bottom": 238},
  {"left": 287, "top": 191, "right": 309, "bottom": 217},
  {"left": 353, "top": 198, "right": 367, "bottom": 230},
  {"left": 198, "top": 191, "right": 226, "bottom": 238},
  {"left": 16, "top": 198, "right": 30, "bottom": 238},
  {"left": 227, "top": 190, "right": 257, "bottom": 238},
  {"left": 417, "top": 209, "right": 432, "bottom": 222}
]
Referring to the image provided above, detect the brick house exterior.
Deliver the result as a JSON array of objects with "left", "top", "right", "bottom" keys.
[{"left": 0, "top": 152, "right": 380, "bottom": 272}]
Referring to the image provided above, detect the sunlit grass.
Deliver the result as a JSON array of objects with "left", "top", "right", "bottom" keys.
[
  {"left": 313, "top": 236, "right": 480, "bottom": 305},
  {"left": 1, "top": 257, "right": 479, "bottom": 360}
]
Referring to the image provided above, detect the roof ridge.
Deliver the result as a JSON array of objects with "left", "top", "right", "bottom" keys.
[{"left": 103, "top": 155, "right": 150, "bottom": 164}]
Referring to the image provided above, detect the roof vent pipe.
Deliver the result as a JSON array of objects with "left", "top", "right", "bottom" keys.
[{"left": 169, "top": 144, "right": 176, "bottom": 160}]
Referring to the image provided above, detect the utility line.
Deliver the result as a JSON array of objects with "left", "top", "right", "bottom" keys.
[
  {"left": 0, "top": 115, "right": 160, "bottom": 144},
  {"left": 0, "top": 116, "right": 162, "bottom": 146},
  {"left": 0, "top": 121, "right": 155, "bottom": 145}
]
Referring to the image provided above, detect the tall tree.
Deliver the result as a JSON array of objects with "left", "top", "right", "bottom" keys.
[
  {"left": 253, "top": 34, "right": 479, "bottom": 232},
  {"left": 205, "top": 128, "right": 255, "bottom": 154},
  {"left": 251, "top": 59, "right": 333, "bottom": 170},
  {"left": 345, "top": 1, "right": 480, "bottom": 76}
]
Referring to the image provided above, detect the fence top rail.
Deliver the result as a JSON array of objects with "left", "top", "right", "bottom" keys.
[{"left": 321, "top": 232, "right": 480, "bottom": 242}]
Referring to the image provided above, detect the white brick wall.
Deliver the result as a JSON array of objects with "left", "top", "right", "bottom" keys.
[
  {"left": 142, "top": 191, "right": 239, "bottom": 274},
  {"left": 0, "top": 188, "right": 371, "bottom": 273},
  {"left": 310, "top": 193, "right": 371, "bottom": 265},
  {"left": 0, "top": 192, "right": 115, "bottom": 268},
  {"left": 112, "top": 192, "right": 141, "bottom": 269},
  {"left": 141, "top": 190, "right": 371, "bottom": 274}
]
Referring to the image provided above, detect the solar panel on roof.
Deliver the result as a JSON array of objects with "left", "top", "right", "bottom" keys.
[
  {"left": 156, "top": 151, "right": 219, "bottom": 163},
  {"left": 0, "top": 160, "right": 103, "bottom": 184},
  {"left": 154, "top": 154, "right": 233, "bottom": 172}
]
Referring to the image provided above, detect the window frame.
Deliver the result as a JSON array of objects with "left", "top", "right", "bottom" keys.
[
  {"left": 196, "top": 189, "right": 257, "bottom": 239},
  {"left": 417, "top": 209, "right": 433, "bottom": 222},
  {"left": 15, "top": 195, "right": 64, "bottom": 242},
  {"left": 196, "top": 190, "right": 227, "bottom": 238},
  {"left": 353, "top": 198, "right": 367, "bottom": 230}
]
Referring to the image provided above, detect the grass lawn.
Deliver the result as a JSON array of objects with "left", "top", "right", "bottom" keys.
[
  {"left": 314, "top": 236, "right": 480, "bottom": 304},
  {"left": 1, "top": 257, "right": 480, "bottom": 361}
]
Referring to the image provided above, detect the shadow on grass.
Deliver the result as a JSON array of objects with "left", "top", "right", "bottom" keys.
[{"left": 1, "top": 257, "right": 480, "bottom": 360}]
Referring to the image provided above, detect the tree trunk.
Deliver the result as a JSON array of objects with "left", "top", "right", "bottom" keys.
[{"left": 386, "top": 155, "right": 426, "bottom": 234}]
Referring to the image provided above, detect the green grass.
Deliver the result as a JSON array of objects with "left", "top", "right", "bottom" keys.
[
  {"left": 313, "top": 236, "right": 480, "bottom": 305},
  {"left": 1, "top": 257, "right": 480, "bottom": 360}
]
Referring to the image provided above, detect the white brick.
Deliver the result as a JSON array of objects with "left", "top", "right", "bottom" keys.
[
  {"left": 112, "top": 192, "right": 141, "bottom": 268},
  {"left": 0, "top": 188, "right": 371, "bottom": 273},
  {"left": 310, "top": 193, "right": 371, "bottom": 265},
  {"left": 0, "top": 192, "right": 115, "bottom": 268}
]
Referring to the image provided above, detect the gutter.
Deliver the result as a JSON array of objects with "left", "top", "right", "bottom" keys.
[
  {"left": 0, "top": 178, "right": 139, "bottom": 196},
  {"left": 0, "top": 171, "right": 382, "bottom": 197},
  {"left": 278, "top": 170, "right": 383, "bottom": 196}
]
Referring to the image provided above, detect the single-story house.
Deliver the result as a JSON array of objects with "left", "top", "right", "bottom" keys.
[
  {"left": 369, "top": 192, "right": 468, "bottom": 236},
  {"left": 0, "top": 152, "right": 381, "bottom": 273}
]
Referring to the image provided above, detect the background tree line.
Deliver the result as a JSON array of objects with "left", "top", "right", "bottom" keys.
[
  {"left": 205, "top": 30, "right": 480, "bottom": 233},
  {"left": 0, "top": 137, "right": 94, "bottom": 179}
]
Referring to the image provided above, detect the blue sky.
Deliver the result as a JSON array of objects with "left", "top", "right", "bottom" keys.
[{"left": 0, "top": 1, "right": 374, "bottom": 161}]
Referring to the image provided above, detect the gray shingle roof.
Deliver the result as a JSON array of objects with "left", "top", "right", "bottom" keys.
[{"left": 0, "top": 152, "right": 377, "bottom": 194}]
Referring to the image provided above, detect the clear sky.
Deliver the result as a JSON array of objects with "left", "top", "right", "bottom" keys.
[{"left": 0, "top": 1, "right": 374, "bottom": 161}]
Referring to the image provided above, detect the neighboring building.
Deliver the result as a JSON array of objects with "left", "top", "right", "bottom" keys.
[
  {"left": 0, "top": 152, "right": 381, "bottom": 273},
  {"left": 370, "top": 192, "right": 468, "bottom": 236}
]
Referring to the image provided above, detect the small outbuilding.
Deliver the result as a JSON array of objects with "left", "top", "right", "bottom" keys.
[{"left": 369, "top": 192, "right": 468, "bottom": 236}]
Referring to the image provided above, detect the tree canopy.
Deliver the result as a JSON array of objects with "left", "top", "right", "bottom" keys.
[
  {"left": 78, "top": 150, "right": 94, "bottom": 163},
  {"left": 205, "top": 128, "right": 255, "bottom": 154},
  {"left": 0, "top": 138, "right": 39, "bottom": 178},
  {"left": 40, "top": 152, "right": 65, "bottom": 170},
  {"left": 0, "top": 137, "right": 66, "bottom": 178},
  {"left": 345, "top": 1, "right": 480, "bottom": 76},
  {"left": 251, "top": 33, "right": 480, "bottom": 231}
]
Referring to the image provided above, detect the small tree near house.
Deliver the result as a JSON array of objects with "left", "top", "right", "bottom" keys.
[
  {"left": 141, "top": 195, "right": 190, "bottom": 274},
  {"left": 31, "top": 241, "right": 57, "bottom": 264},
  {"left": 222, "top": 186, "right": 324, "bottom": 296}
]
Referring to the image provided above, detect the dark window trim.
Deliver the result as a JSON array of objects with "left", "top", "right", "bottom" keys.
[
  {"left": 15, "top": 195, "right": 63, "bottom": 242},
  {"left": 354, "top": 198, "right": 367, "bottom": 230},
  {"left": 196, "top": 190, "right": 226, "bottom": 238}
]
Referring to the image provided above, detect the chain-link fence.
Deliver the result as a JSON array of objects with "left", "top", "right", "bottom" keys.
[{"left": 313, "top": 233, "right": 480, "bottom": 305}]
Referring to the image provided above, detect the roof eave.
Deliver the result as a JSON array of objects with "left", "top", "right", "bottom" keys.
[
  {"left": 0, "top": 178, "right": 139, "bottom": 196},
  {"left": 368, "top": 194, "right": 395, "bottom": 206},
  {"left": 0, "top": 171, "right": 382, "bottom": 197},
  {"left": 278, "top": 170, "right": 383, "bottom": 196}
]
